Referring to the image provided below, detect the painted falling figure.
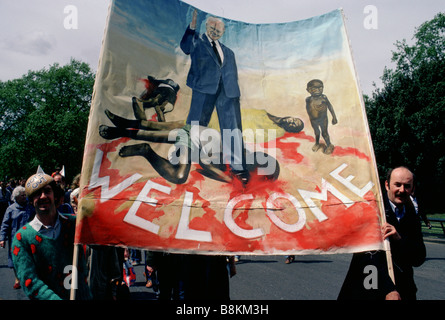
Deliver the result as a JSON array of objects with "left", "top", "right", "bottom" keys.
[
  {"left": 132, "top": 75, "right": 180, "bottom": 122},
  {"left": 305, "top": 79, "right": 338, "bottom": 154},
  {"left": 99, "top": 109, "right": 281, "bottom": 185}
]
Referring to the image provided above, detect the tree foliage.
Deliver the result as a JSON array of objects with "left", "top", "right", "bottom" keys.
[
  {"left": 366, "top": 12, "right": 445, "bottom": 212},
  {"left": 0, "top": 59, "right": 94, "bottom": 183}
]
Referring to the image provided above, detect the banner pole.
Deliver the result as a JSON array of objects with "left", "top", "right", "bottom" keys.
[
  {"left": 384, "top": 239, "right": 395, "bottom": 283},
  {"left": 339, "top": 9, "right": 395, "bottom": 284},
  {"left": 70, "top": 244, "right": 79, "bottom": 300}
]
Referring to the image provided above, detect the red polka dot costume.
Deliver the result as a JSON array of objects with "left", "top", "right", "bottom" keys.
[
  {"left": 11, "top": 214, "right": 91, "bottom": 300},
  {"left": 12, "top": 173, "right": 91, "bottom": 300}
]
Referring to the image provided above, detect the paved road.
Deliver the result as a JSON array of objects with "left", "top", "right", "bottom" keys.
[
  {"left": 229, "top": 241, "right": 445, "bottom": 300},
  {"left": 1, "top": 239, "right": 443, "bottom": 300}
]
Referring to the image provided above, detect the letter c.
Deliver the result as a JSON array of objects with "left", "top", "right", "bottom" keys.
[{"left": 224, "top": 194, "right": 264, "bottom": 239}]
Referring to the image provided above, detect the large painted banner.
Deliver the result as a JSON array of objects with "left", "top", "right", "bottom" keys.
[{"left": 75, "top": 0, "right": 386, "bottom": 255}]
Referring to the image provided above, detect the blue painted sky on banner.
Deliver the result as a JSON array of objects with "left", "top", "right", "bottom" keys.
[{"left": 112, "top": 0, "right": 345, "bottom": 70}]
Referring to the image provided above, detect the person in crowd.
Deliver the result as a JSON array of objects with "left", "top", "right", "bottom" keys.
[
  {"left": 410, "top": 180, "right": 431, "bottom": 228},
  {"left": 6, "top": 179, "right": 15, "bottom": 194},
  {"left": 183, "top": 254, "right": 231, "bottom": 300},
  {"left": 70, "top": 187, "right": 80, "bottom": 214},
  {"left": 146, "top": 251, "right": 185, "bottom": 300},
  {"left": 0, "top": 181, "right": 12, "bottom": 223},
  {"left": 0, "top": 186, "right": 35, "bottom": 289},
  {"left": 51, "top": 171, "right": 73, "bottom": 214},
  {"left": 66, "top": 173, "right": 81, "bottom": 206},
  {"left": 144, "top": 251, "right": 159, "bottom": 294},
  {"left": 338, "top": 166, "right": 426, "bottom": 300},
  {"left": 11, "top": 173, "right": 91, "bottom": 300},
  {"left": 86, "top": 245, "right": 127, "bottom": 300}
]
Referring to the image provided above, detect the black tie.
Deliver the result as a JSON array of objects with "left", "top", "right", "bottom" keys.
[{"left": 211, "top": 41, "right": 222, "bottom": 65}]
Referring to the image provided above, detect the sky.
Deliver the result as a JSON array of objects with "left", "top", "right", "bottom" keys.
[
  {"left": 0, "top": 0, "right": 442, "bottom": 95},
  {"left": 111, "top": 0, "right": 347, "bottom": 70}
]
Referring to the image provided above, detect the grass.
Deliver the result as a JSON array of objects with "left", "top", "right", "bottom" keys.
[{"left": 422, "top": 213, "right": 445, "bottom": 240}]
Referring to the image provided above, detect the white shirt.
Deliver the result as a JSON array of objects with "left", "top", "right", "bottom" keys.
[
  {"left": 29, "top": 212, "right": 67, "bottom": 239},
  {"left": 388, "top": 201, "right": 405, "bottom": 221},
  {"left": 205, "top": 33, "right": 224, "bottom": 64}
]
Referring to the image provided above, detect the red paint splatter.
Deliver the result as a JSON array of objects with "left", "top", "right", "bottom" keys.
[
  {"left": 332, "top": 146, "right": 371, "bottom": 161},
  {"left": 149, "top": 113, "right": 158, "bottom": 121},
  {"left": 139, "top": 78, "right": 156, "bottom": 95},
  {"left": 258, "top": 132, "right": 309, "bottom": 164}
]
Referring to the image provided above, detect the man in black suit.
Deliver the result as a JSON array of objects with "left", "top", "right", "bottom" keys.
[{"left": 338, "top": 166, "right": 426, "bottom": 300}]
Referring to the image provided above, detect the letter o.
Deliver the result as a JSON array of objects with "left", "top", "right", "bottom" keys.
[{"left": 266, "top": 192, "right": 306, "bottom": 232}]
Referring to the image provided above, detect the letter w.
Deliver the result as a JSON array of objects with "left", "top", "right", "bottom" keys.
[{"left": 88, "top": 149, "right": 142, "bottom": 202}]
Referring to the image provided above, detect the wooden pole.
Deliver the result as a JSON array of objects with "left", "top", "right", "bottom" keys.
[
  {"left": 70, "top": 244, "right": 79, "bottom": 300},
  {"left": 383, "top": 239, "right": 395, "bottom": 283},
  {"left": 377, "top": 188, "right": 395, "bottom": 284}
]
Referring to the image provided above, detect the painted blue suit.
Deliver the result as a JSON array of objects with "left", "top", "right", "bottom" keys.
[{"left": 180, "top": 26, "right": 246, "bottom": 173}]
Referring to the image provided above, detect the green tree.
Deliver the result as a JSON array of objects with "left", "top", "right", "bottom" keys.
[
  {"left": 366, "top": 12, "right": 445, "bottom": 213},
  {"left": 0, "top": 59, "right": 95, "bottom": 183}
]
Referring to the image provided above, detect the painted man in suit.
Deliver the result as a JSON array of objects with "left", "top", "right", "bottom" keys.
[{"left": 180, "top": 10, "right": 249, "bottom": 185}]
